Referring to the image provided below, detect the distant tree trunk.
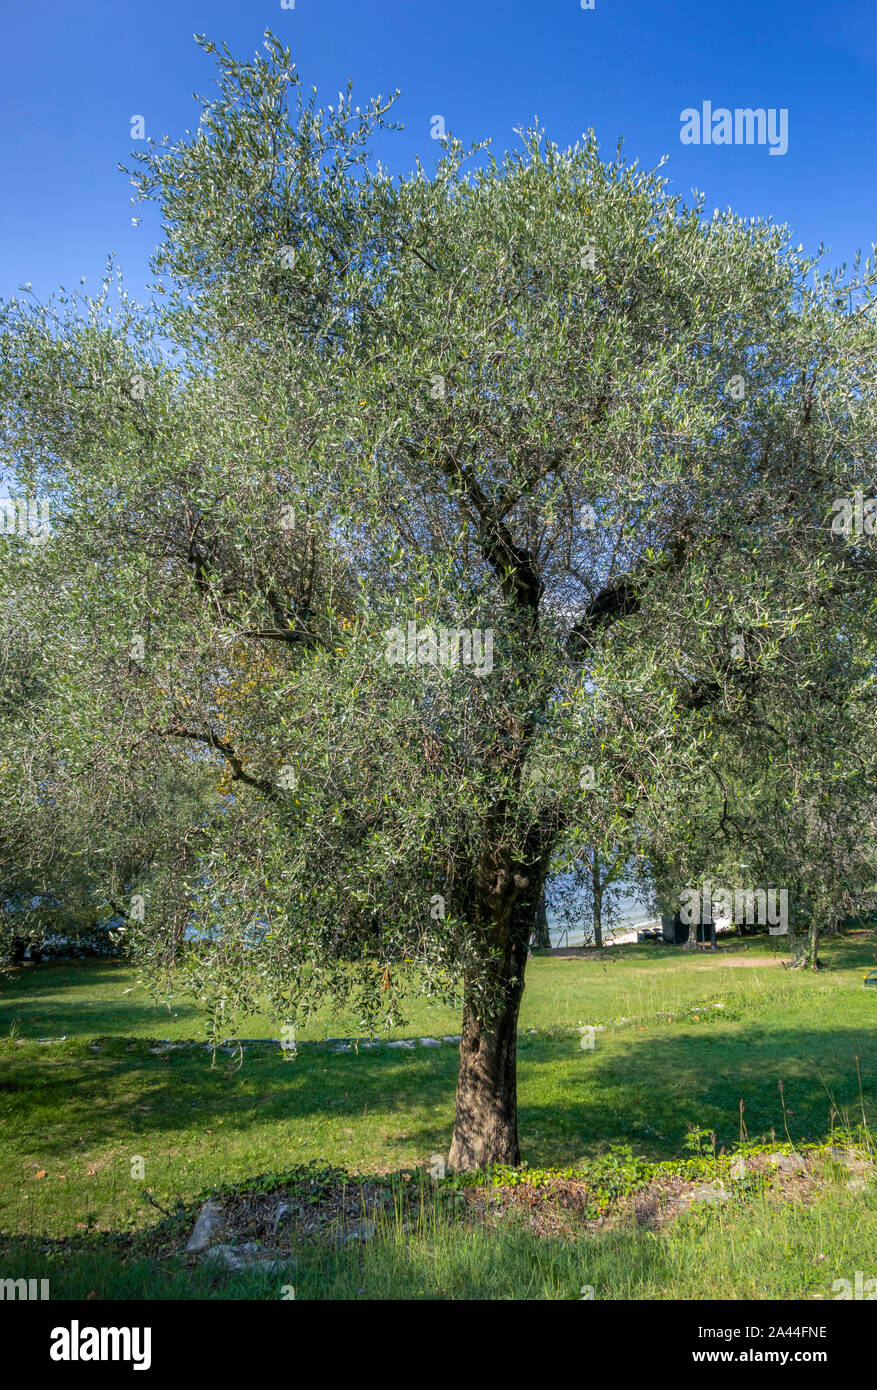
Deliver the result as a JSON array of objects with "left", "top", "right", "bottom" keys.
[
  {"left": 531, "top": 884, "right": 551, "bottom": 950},
  {"left": 790, "top": 888, "right": 821, "bottom": 970},
  {"left": 808, "top": 917, "right": 820, "bottom": 970},
  {"left": 684, "top": 918, "right": 698, "bottom": 950},
  {"left": 592, "top": 864, "right": 603, "bottom": 950},
  {"left": 167, "top": 916, "right": 187, "bottom": 966}
]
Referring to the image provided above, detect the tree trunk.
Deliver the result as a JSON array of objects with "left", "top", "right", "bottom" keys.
[
  {"left": 684, "top": 917, "right": 698, "bottom": 950},
  {"left": 809, "top": 917, "right": 820, "bottom": 970},
  {"left": 445, "top": 533, "right": 548, "bottom": 1170},
  {"left": 531, "top": 885, "right": 551, "bottom": 950},
  {"left": 448, "top": 844, "right": 545, "bottom": 1170},
  {"left": 448, "top": 945, "right": 527, "bottom": 1170},
  {"left": 593, "top": 869, "right": 603, "bottom": 950},
  {"left": 167, "top": 915, "right": 187, "bottom": 967}
]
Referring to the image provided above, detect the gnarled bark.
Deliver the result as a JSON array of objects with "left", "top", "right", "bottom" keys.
[
  {"left": 448, "top": 838, "right": 548, "bottom": 1170},
  {"left": 448, "top": 948, "right": 527, "bottom": 1169}
]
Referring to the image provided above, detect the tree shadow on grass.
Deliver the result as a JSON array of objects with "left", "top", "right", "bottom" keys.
[
  {"left": 0, "top": 1041, "right": 460, "bottom": 1161},
  {"left": 2, "top": 1022, "right": 874, "bottom": 1175},
  {"left": 0, "top": 962, "right": 205, "bottom": 1037},
  {"left": 515, "top": 1023, "right": 876, "bottom": 1167}
]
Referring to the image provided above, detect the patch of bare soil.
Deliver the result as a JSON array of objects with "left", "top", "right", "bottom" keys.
[
  {"left": 549, "top": 948, "right": 615, "bottom": 960},
  {"left": 691, "top": 958, "right": 781, "bottom": 969},
  {"left": 633, "top": 956, "right": 782, "bottom": 974},
  {"left": 215, "top": 1178, "right": 420, "bottom": 1250}
]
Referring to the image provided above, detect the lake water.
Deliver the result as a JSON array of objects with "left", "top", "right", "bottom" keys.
[{"left": 544, "top": 878, "right": 655, "bottom": 946}]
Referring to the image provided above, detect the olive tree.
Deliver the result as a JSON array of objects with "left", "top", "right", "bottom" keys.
[{"left": 2, "top": 32, "right": 875, "bottom": 1166}]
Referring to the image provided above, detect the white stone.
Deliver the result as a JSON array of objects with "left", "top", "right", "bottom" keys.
[
  {"left": 768, "top": 1152, "right": 806, "bottom": 1174},
  {"left": 690, "top": 1182, "right": 729, "bottom": 1204},
  {"left": 186, "top": 1198, "right": 225, "bottom": 1253}
]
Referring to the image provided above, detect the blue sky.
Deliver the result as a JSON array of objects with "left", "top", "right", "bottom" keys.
[{"left": 1, "top": 0, "right": 875, "bottom": 304}]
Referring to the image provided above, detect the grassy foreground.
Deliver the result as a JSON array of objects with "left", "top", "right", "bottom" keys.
[{"left": 1, "top": 931, "right": 875, "bottom": 1299}]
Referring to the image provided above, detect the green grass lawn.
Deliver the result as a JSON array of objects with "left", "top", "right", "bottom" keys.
[
  {"left": 1, "top": 930, "right": 875, "bottom": 1298},
  {"left": 0, "top": 931, "right": 851, "bottom": 1041}
]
